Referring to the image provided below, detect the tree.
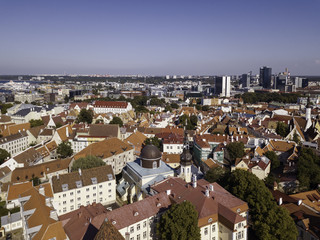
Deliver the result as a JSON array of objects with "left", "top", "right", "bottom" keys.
[
  {"left": 224, "top": 170, "right": 298, "bottom": 240},
  {"left": 29, "top": 119, "right": 44, "bottom": 128},
  {"left": 204, "top": 166, "right": 228, "bottom": 183},
  {"left": 110, "top": 117, "right": 123, "bottom": 127},
  {"left": 144, "top": 137, "right": 162, "bottom": 151},
  {"left": 150, "top": 97, "right": 164, "bottom": 106},
  {"left": 190, "top": 115, "right": 198, "bottom": 127},
  {"left": 135, "top": 105, "right": 149, "bottom": 113},
  {"left": 71, "top": 155, "right": 106, "bottom": 171},
  {"left": 202, "top": 105, "right": 210, "bottom": 111},
  {"left": 170, "top": 102, "right": 179, "bottom": 109},
  {"left": 157, "top": 201, "right": 200, "bottom": 240},
  {"left": 77, "top": 109, "right": 94, "bottom": 124},
  {"left": 64, "top": 95, "right": 69, "bottom": 103},
  {"left": 57, "top": 141, "right": 73, "bottom": 158},
  {"left": 264, "top": 151, "right": 280, "bottom": 169},
  {"left": 292, "top": 131, "right": 300, "bottom": 144},
  {"left": 0, "top": 149, "right": 10, "bottom": 164},
  {"left": 226, "top": 142, "right": 245, "bottom": 162},
  {"left": 0, "top": 103, "right": 13, "bottom": 114},
  {"left": 297, "top": 148, "right": 320, "bottom": 190},
  {"left": 30, "top": 177, "right": 40, "bottom": 186},
  {"left": 179, "top": 114, "right": 197, "bottom": 130},
  {"left": 276, "top": 122, "right": 289, "bottom": 138}
]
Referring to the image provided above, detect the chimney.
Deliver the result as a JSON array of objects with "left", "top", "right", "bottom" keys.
[
  {"left": 298, "top": 199, "right": 302, "bottom": 206},
  {"left": 209, "top": 184, "right": 214, "bottom": 192},
  {"left": 278, "top": 197, "right": 283, "bottom": 205},
  {"left": 166, "top": 189, "right": 171, "bottom": 195},
  {"left": 57, "top": 173, "right": 59, "bottom": 179},
  {"left": 66, "top": 126, "right": 69, "bottom": 137},
  {"left": 205, "top": 189, "right": 210, "bottom": 197},
  {"left": 78, "top": 168, "right": 82, "bottom": 176},
  {"left": 192, "top": 175, "right": 197, "bottom": 188}
]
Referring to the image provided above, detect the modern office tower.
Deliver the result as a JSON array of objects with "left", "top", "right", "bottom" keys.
[
  {"left": 294, "top": 77, "right": 309, "bottom": 88},
  {"left": 215, "top": 76, "right": 230, "bottom": 97},
  {"left": 260, "top": 66, "right": 272, "bottom": 89},
  {"left": 275, "top": 74, "right": 287, "bottom": 91},
  {"left": 241, "top": 73, "right": 251, "bottom": 88}
]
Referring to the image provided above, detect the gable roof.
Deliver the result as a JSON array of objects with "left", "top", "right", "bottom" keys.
[
  {"left": 13, "top": 147, "right": 42, "bottom": 165},
  {"left": 104, "top": 192, "right": 171, "bottom": 230},
  {"left": 11, "top": 158, "right": 72, "bottom": 183},
  {"left": 20, "top": 187, "right": 67, "bottom": 240},
  {"left": 89, "top": 124, "right": 119, "bottom": 138},
  {"left": 151, "top": 177, "right": 248, "bottom": 228},
  {"left": 94, "top": 220, "right": 125, "bottom": 240},
  {"left": 51, "top": 165, "right": 114, "bottom": 193},
  {"left": 74, "top": 138, "right": 133, "bottom": 161},
  {"left": 2, "top": 122, "right": 31, "bottom": 137},
  {"left": 59, "top": 203, "right": 109, "bottom": 240}
]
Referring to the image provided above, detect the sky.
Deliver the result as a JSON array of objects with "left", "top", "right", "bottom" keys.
[{"left": 0, "top": 0, "right": 319, "bottom": 76}]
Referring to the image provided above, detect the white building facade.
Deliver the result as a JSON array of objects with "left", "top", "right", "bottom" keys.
[{"left": 51, "top": 165, "right": 116, "bottom": 216}]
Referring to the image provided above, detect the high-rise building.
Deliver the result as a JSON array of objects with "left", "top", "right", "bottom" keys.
[
  {"left": 260, "top": 66, "right": 272, "bottom": 89},
  {"left": 241, "top": 73, "right": 251, "bottom": 88},
  {"left": 215, "top": 76, "right": 230, "bottom": 97}
]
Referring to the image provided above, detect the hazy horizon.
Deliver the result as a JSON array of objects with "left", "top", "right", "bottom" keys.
[{"left": 1, "top": 0, "right": 319, "bottom": 76}]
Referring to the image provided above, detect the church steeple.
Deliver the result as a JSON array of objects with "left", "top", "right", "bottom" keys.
[{"left": 180, "top": 131, "right": 192, "bottom": 182}]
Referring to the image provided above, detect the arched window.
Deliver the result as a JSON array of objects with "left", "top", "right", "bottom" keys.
[{"left": 153, "top": 161, "right": 157, "bottom": 169}]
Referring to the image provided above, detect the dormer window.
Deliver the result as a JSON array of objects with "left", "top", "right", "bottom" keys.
[{"left": 134, "top": 211, "right": 139, "bottom": 216}]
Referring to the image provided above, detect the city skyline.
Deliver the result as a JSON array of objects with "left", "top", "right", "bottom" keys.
[{"left": 1, "top": 0, "right": 320, "bottom": 76}]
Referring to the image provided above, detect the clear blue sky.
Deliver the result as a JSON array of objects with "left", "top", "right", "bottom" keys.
[{"left": 0, "top": 0, "right": 319, "bottom": 75}]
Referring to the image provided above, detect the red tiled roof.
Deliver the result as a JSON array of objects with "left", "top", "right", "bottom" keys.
[{"left": 93, "top": 101, "right": 128, "bottom": 108}]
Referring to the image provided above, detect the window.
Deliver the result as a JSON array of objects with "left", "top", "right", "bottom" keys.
[
  {"left": 77, "top": 190, "right": 81, "bottom": 194},
  {"left": 130, "top": 226, "right": 134, "bottom": 233},
  {"left": 63, "top": 207, "right": 66, "bottom": 212},
  {"left": 63, "top": 201, "right": 66, "bottom": 205},
  {"left": 99, "top": 185, "right": 102, "bottom": 188},
  {"left": 236, "top": 231, "right": 244, "bottom": 240},
  {"left": 99, "top": 192, "right": 103, "bottom": 195},
  {"left": 86, "top": 195, "right": 89, "bottom": 199},
  {"left": 108, "top": 182, "right": 112, "bottom": 186},
  {"left": 143, "top": 221, "right": 146, "bottom": 228},
  {"left": 70, "top": 199, "right": 74, "bottom": 203},
  {"left": 212, "top": 224, "right": 216, "bottom": 232},
  {"left": 70, "top": 205, "right": 74, "bottom": 210},
  {"left": 93, "top": 193, "right": 96, "bottom": 197},
  {"left": 143, "top": 231, "right": 147, "bottom": 239},
  {"left": 238, "top": 223, "right": 242, "bottom": 228},
  {"left": 108, "top": 189, "right": 112, "bottom": 193},
  {"left": 93, "top": 186, "right": 96, "bottom": 190},
  {"left": 77, "top": 197, "right": 81, "bottom": 201},
  {"left": 99, "top": 198, "right": 103, "bottom": 202},
  {"left": 86, "top": 188, "right": 89, "bottom": 192},
  {"left": 70, "top": 192, "right": 74, "bottom": 196},
  {"left": 153, "top": 161, "right": 157, "bottom": 169},
  {"left": 63, "top": 194, "right": 66, "bottom": 197},
  {"left": 204, "top": 227, "right": 208, "bottom": 235},
  {"left": 137, "top": 235, "right": 140, "bottom": 240},
  {"left": 108, "top": 195, "right": 112, "bottom": 198},
  {"left": 137, "top": 224, "right": 140, "bottom": 230}
]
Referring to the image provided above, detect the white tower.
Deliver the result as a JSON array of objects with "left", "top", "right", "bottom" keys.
[{"left": 179, "top": 134, "right": 192, "bottom": 183}]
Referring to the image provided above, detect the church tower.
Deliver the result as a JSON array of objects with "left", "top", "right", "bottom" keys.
[{"left": 179, "top": 133, "right": 192, "bottom": 183}]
